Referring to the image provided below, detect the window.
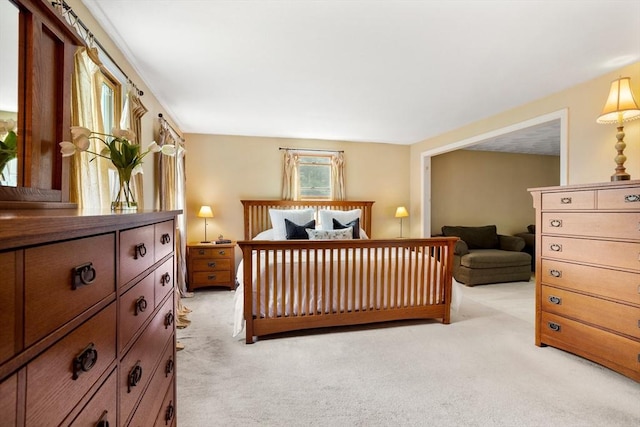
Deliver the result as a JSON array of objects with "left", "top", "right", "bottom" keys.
[
  {"left": 298, "top": 155, "right": 332, "bottom": 199},
  {"left": 98, "top": 70, "right": 122, "bottom": 202}
]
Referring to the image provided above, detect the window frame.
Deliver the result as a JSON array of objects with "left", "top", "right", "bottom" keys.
[{"left": 297, "top": 153, "right": 332, "bottom": 200}]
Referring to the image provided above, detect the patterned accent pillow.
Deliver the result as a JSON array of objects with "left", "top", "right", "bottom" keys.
[
  {"left": 332, "top": 218, "right": 360, "bottom": 239},
  {"left": 306, "top": 228, "right": 353, "bottom": 240}
]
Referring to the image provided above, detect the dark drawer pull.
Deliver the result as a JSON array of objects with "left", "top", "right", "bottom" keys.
[
  {"left": 96, "top": 410, "right": 109, "bottom": 427},
  {"left": 549, "top": 219, "right": 562, "bottom": 228},
  {"left": 560, "top": 197, "right": 572, "bottom": 204},
  {"left": 548, "top": 295, "right": 562, "bottom": 305},
  {"left": 161, "top": 233, "right": 171, "bottom": 244},
  {"left": 547, "top": 322, "right": 561, "bottom": 332},
  {"left": 207, "top": 261, "right": 217, "bottom": 268},
  {"left": 128, "top": 361, "right": 143, "bottom": 393},
  {"left": 73, "top": 343, "right": 98, "bottom": 380},
  {"left": 134, "top": 243, "right": 147, "bottom": 259},
  {"left": 165, "top": 401, "right": 175, "bottom": 425},
  {"left": 135, "top": 296, "right": 148, "bottom": 316},
  {"left": 161, "top": 272, "right": 171, "bottom": 286},
  {"left": 218, "top": 250, "right": 227, "bottom": 256},
  {"left": 198, "top": 249, "right": 206, "bottom": 255},
  {"left": 624, "top": 194, "right": 640, "bottom": 203},
  {"left": 73, "top": 262, "right": 96, "bottom": 290},
  {"left": 208, "top": 274, "right": 217, "bottom": 280},
  {"left": 166, "top": 357, "right": 174, "bottom": 377},
  {"left": 550, "top": 269, "right": 562, "bottom": 278},
  {"left": 165, "top": 311, "right": 174, "bottom": 329},
  {"left": 550, "top": 243, "right": 562, "bottom": 252}
]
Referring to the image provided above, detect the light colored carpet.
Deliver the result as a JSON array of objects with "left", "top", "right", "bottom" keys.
[{"left": 176, "top": 278, "right": 640, "bottom": 426}]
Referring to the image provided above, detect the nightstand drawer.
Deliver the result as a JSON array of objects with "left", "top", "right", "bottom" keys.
[
  {"left": 192, "top": 258, "right": 231, "bottom": 271},
  {"left": 191, "top": 246, "right": 233, "bottom": 259},
  {"left": 193, "top": 271, "right": 232, "bottom": 285}
]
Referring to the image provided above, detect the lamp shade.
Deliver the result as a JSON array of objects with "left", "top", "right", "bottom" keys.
[
  {"left": 197, "top": 205, "right": 214, "bottom": 218},
  {"left": 395, "top": 206, "right": 409, "bottom": 218},
  {"left": 596, "top": 77, "right": 640, "bottom": 124}
]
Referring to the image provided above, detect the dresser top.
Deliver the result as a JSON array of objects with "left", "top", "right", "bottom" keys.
[{"left": 528, "top": 179, "right": 640, "bottom": 193}]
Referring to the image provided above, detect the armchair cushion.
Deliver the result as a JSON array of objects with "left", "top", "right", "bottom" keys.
[
  {"left": 441, "top": 225, "right": 499, "bottom": 249},
  {"left": 454, "top": 240, "right": 469, "bottom": 256},
  {"left": 498, "top": 235, "right": 526, "bottom": 252}
]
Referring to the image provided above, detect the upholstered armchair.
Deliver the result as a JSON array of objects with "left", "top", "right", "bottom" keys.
[{"left": 442, "top": 225, "right": 532, "bottom": 286}]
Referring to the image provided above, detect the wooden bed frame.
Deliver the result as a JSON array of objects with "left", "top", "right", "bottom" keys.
[{"left": 238, "top": 200, "right": 457, "bottom": 343}]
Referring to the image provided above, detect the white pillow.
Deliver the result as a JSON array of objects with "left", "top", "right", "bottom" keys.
[
  {"left": 306, "top": 228, "right": 353, "bottom": 240},
  {"left": 269, "top": 209, "right": 315, "bottom": 240},
  {"left": 318, "top": 209, "right": 362, "bottom": 230},
  {"left": 253, "top": 229, "right": 275, "bottom": 240}
]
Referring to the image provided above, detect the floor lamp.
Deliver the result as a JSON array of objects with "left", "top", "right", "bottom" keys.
[
  {"left": 395, "top": 206, "right": 409, "bottom": 238},
  {"left": 197, "top": 205, "right": 214, "bottom": 243}
]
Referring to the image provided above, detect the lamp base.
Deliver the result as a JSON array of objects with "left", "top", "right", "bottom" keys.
[
  {"left": 611, "top": 173, "right": 631, "bottom": 181},
  {"left": 200, "top": 240, "right": 211, "bottom": 243}
]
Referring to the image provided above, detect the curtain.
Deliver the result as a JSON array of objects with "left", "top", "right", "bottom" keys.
[
  {"left": 158, "top": 119, "right": 188, "bottom": 296},
  {"left": 119, "top": 87, "right": 148, "bottom": 208},
  {"left": 331, "top": 152, "right": 346, "bottom": 201},
  {"left": 281, "top": 150, "right": 299, "bottom": 200},
  {"left": 70, "top": 47, "right": 111, "bottom": 208}
]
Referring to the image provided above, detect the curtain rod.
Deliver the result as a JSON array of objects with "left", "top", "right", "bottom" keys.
[
  {"left": 51, "top": 1, "right": 143, "bottom": 96},
  {"left": 279, "top": 147, "right": 344, "bottom": 153},
  {"left": 158, "top": 114, "right": 184, "bottom": 141}
]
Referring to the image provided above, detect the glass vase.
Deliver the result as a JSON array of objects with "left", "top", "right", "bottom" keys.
[{"left": 111, "top": 168, "right": 137, "bottom": 210}]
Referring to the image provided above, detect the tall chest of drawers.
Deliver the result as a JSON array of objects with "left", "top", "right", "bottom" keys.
[
  {"left": 0, "top": 209, "right": 180, "bottom": 426},
  {"left": 530, "top": 181, "right": 640, "bottom": 382}
]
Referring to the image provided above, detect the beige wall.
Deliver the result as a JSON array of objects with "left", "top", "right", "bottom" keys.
[
  {"left": 410, "top": 61, "right": 640, "bottom": 237},
  {"left": 184, "top": 134, "right": 409, "bottom": 243},
  {"left": 431, "top": 150, "right": 559, "bottom": 235}
]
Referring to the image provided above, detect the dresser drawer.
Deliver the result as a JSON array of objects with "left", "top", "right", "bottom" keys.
[
  {"left": 24, "top": 233, "right": 115, "bottom": 347},
  {"left": 541, "top": 235, "right": 640, "bottom": 271},
  {"left": 120, "top": 272, "right": 156, "bottom": 352},
  {"left": 541, "top": 259, "right": 640, "bottom": 306},
  {"left": 597, "top": 186, "right": 640, "bottom": 210},
  {"left": 541, "top": 312, "right": 640, "bottom": 381},
  {"left": 155, "top": 256, "right": 175, "bottom": 307},
  {"left": 0, "top": 251, "right": 18, "bottom": 364},
  {"left": 155, "top": 220, "right": 175, "bottom": 262},
  {"left": 541, "top": 212, "right": 640, "bottom": 240},
  {"left": 68, "top": 368, "right": 117, "bottom": 427},
  {"left": 120, "top": 295, "right": 175, "bottom": 426},
  {"left": 542, "top": 286, "right": 640, "bottom": 339},
  {"left": 193, "top": 271, "right": 232, "bottom": 285},
  {"left": 542, "top": 190, "right": 595, "bottom": 210},
  {"left": 192, "top": 257, "right": 231, "bottom": 272},
  {"left": 26, "top": 303, "right": 117, "bottom": 427},
  {"left": 154, "top": 378, "right": 176, "bottom": 427},
  {"left": 128, "top": 340, "right": 175, "bottom": 427},
  {"left": 120, "top": 225, "right": 155, "bottom": 287},
  {"left": 0, "top": 372, "right": 17, "bottom": 427}
]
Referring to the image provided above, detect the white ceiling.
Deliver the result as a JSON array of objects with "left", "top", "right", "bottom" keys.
[{"left": 81, "top": 0, "right": 640, "bottom": 147}]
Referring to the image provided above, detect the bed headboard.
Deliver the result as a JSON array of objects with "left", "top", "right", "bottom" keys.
[{"left": 241, "top": 200, "right": 374, "bottom": 240}]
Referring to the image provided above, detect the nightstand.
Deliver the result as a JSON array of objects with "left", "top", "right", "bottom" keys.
[{"left": 187, "top": 242, "right": 236, "bottom": 290}]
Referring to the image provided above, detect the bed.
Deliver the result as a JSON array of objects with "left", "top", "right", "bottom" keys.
[{"left": 234, "top": 200, "right": 457, "bottom": 343}]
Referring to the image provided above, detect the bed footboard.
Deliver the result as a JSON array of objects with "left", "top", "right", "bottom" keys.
[{"left": 238, "top": 238, "right": 457, "bottom": 343}]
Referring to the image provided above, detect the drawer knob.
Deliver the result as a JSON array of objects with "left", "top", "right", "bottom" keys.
[
  {"left": 208, "top": 261, "right": 217, "bottom": 268},
  {"left": 134, "top": 243, "right": 147, "bottom": 259},
  {"left": 549, "top": 219, "right": 562, "bottom": 228},
  {"left": 208, "top": 274, "right": 217, "bottom": 280},
  {"left": 160, "top": 233, "right": 171, "bottom": 244},
  {"left": 95, "top": 410, "right": 110, "bottom": 427},
  {"left": 165, "top": 401, "right": 175, "bottom": 425},
  {"left": 550, "top": 243, "right": 562, "bottom": 252},
  {"left": 165, "top": 311, "right": 174, "bottom": 329},
  {"left": 128, "top": 361, "right": 143, "bottom": 393},
  {"left": 72, "top": 262, "right": 96, "bottom": 290},
  {"left": 135, "top": 296, "right": 148, "bottom": 316},
  {"left": 161, "top": 272, "right": 171, "bottom": 286},
  {"left": 548, "top": 295, "right": 562, "bottom": 305},
  {"left": 624, "top": 194, "right": 640, "bottom": 203},
  {"left": 560, "top": 197, "right": 572, "bottom": 204},
  {"left": 547, "top": 322, "right": 561, "bottom": 332},
  {"left": 165, "top": 357, "right": 174, "bottom": 377},
  {"left": 550, "top": 269, "right": 562, "bottom": 278},
  {"left": 218, "top": 250, "right": 227, "bottom": 256},
  {"left": 198, "top": 249, "right": 206, "bottom": 255},
  {"left": 73, "top": 343, "right": 98, "bottom": 380}
]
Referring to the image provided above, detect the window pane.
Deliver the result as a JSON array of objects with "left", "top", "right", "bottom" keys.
[{"left": 299, "top": 163, "right": 331, "bottom": 198}]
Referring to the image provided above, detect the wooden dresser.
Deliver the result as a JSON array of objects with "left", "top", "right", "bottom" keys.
[
  {"left": 0, "top": 209, "right": 180, "bottom": 426},
  {"left": 187, "top": 242, "right": 236, "bottom": 290},
  {"left": 530, "top": 181, "right": 640, "bottom": 382}
]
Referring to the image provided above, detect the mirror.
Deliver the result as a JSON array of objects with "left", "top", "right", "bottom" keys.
[{"left": 0, "top": 0, "right": 18, "bottom": 188}]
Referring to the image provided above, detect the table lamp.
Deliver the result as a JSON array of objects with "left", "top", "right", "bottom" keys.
[
  {"left": 395, "top": 206, "right": 409, "bottom": 238},
  {"left": 197, "top": 205, "right": 214, "bottom": 243}
]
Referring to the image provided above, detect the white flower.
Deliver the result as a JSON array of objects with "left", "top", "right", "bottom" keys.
[
  {"left": 147, "top": 141, "right": 162, "bottom": 153},
  {"left": 132, "top": 164, "right": 144, "bottom": 175},
  {"left": 161, "top": 145, "right": 177, "bottom": 156},
  {"left": 70, "top": 126, "right": 91, "bottom": 140},
  {"left": 59, "top": 141, "right": 77, "bottom": 157},
  {"left": 111, "top": 127, "right": 136, "bottom": 141}
]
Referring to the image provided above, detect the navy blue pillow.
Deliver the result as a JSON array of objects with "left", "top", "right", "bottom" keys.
[
  {"left": 332, "top": 218, "right": 360, "bottom": 239},
  {"left": 285, "top": 219, "right": 315, "bottom": 240}
]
